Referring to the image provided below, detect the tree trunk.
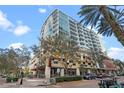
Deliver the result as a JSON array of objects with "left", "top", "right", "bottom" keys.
[{"left": 99, "top": 5, "right": 124, "bottom": 46}]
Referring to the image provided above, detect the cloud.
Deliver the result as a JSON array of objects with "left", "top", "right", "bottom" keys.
[
  {"left": 8, "top": 43, "right": 23, "bottom": 49},
  {"left": 38, "top": 8, "right": 47, "bottom": 14},
  {"left": 13, "top": 24, "right": 30, "bottom": 36},
  {"left": 107, "top": 47, "right": 124, "bottom": 61},
  {"left": 0, "top": 10, "right": 31, "bottom": 36},
  {"left": 0, "top": 10, "right": 13, "bottom": 30}
]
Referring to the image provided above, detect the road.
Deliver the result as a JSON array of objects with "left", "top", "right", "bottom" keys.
[
  {"left": 49, "top": 76, "right": 124, "bottom": 88},
  {"left": 49, "top": 79, "right": 99, "bottom": 88},
  {"left": 0, "top": 76, "right": 124, "bottom": 88},
  {"left": 0, "top": 76, "right": 6, "bottom": 85}
]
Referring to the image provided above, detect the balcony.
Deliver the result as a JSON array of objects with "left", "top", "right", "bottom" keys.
[
  {"left": 78, "top": 33, "right": 83, "bottom": 36},
  {"left": 80, "top": 42, "right": 85, "bottom": 46},
  {"left": 53, "top": 29, "right": 58, "bottom": 33},
  {"left": 69, "top": 20, "right": 76, "bottom": 25},
  {"left": 70, "top": 35, "right": 78, "bottom": 41},
  {"left": 70, "top": 31, "right": 78, "bottom": 36},
  {"left": 70, "top": 26, "right": 76, "bottom": 31},
  {"left": 69, "top": 22, "right": 76, "bottom": 27},
  {"left": 79, "top": 37, "right": 84, "bottom": 41},
  {"left": 78, "top": 30, "right": 84, "bottom": 34},
  {"left": 53, "top": 24, "right": 58, "bottom": 29},
  {"left": 53, "top": 19, "right": 58, "bottom": 25}
]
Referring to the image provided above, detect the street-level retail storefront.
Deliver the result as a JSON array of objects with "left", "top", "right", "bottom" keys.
[
  {"left": 51, "top": 67, "right": 76, "bottom": 77},
  {"left": 79, "top": 67, "right": 97, "bottom": 75},
  {"left": 31, "top": 66, "right": 45, "bottom": 78}
]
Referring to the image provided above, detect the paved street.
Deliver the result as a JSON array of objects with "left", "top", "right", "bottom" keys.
[
  {"left": 0, "top": 77, "right": 48, "bottom": 88},
  {"left": 49, "top": 79, "right": 99, "bottom": 88},
  {"left": 49, "top": 76, "right": 124, "bottom": 88},
  {"left": 0, "top": 76, "right": 124, "bottom": 88},
  {"left": 0, "top": 77, "right": 6, "bottom": 86}
]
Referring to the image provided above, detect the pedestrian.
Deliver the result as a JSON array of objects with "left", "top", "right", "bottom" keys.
[
  {"left": 19, "top": 71, "right": 24, "bottom": 85},
  {"left": 113, "top": 77, "right": 117, "bottom": 85}
]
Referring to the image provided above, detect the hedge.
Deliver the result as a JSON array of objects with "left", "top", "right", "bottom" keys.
[
  {"left": 6, "top": 77, "right": 12, "bottom": 83},
  {"left": 56, "top": 76, "right": 82, "bottom": 82},
  {"left": 6, "top": 77, "right": 19, "bottom": 83}
]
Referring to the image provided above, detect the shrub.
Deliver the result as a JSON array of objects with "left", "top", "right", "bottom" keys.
[
  {"left": 6, "top": 77, "right": 19, "bottom": 83},
  {"left": 56, "top": 76, "right": 82, "bottom": 82},
  {"left": 6, "top": 77, "right": 12, "bottom": 83},
  {"left": 56, "top": 77, "right": 64, "bottom": 82},
  {"left": 13, "top": 77, "right": 19, "bottom": 82}
]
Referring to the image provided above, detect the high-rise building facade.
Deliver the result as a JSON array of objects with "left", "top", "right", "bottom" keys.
[
  {"left": 29, "top": 9, "right": 118, "bottom": 78},
  {"left": 41, "top": 9, "right": 104, "bottom": 53}
]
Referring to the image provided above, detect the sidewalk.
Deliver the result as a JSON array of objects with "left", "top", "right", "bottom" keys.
[
  {"left": 0, "top": 77, "right": 99, "bottom": 88},
  {"left": 1, "top": 76, "right": 124, "bottom": 88},
  {"left": 0, "top": 78, "right": 49, "bottom": 88}
]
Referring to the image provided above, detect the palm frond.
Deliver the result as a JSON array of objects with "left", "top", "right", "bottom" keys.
[
  {"left": 78, "top": 5, "right": 102, "bottom": 28},
  {"left": 107, "top": 6, "right": 124, "bottom": 14}
]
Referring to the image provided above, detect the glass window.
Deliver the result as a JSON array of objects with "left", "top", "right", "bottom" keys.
[
  {"left": 54, "top": 61, "right": 58, "bottom": 64},
  {"left": 47, "top": 22, "right": 52, "bottom": 35},
  {"left": 59, "top": 12, "right": 69, "bottom": 32}
]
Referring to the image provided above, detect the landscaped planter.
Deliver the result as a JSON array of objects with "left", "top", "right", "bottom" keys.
[{"left": 56, "top": 76, "right": 82, "bottom": 82}]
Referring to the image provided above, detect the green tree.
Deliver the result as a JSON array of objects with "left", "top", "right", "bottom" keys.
[
  {"left": 0, "top": 48, "right": 18, "bottom": 75},
  {"left": 0, "top": 48, "right": 9, "bottom": 74},
  {"left": 78, "top": 5, "right": 124, "bottom": 46},
  {"left": 15, "top": 45, "right": 31, "bottom": 67},
  {"left": 40, "top": 35, "right": 80, "bottom": 76},
  {"left": 30, "top": 44, "right": 39, "bottom": 55},
  {"left": 0, "top": 45, "right": 31, "bottom": 76}
]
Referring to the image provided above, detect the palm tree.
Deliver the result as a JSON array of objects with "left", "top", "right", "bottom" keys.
[{"left": 78, "top": 5, "right": 124, "bottom": 46}]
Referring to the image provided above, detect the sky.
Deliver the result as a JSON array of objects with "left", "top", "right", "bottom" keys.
[{"left": 0, "top": 5, "right": 124, "bottom": 61}]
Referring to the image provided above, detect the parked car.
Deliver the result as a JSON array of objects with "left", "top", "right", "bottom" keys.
[
  {"left": 102, "top": 74, "right": 111, "bottom": 78},
  {"left": 98, "top": 78, "right": 116, "bottom": 88},
  {"left": 83, "top": 73, "right": 96, "bottom": 80},
  {"left": 97, "top": 74, "right": 103, "bottom": 78},
  {"left": 117, "top": 73, "right": 124, "bottom": 76},
  {"left": 98, "top": 77, "right": 121, "bottom": 88},
  {"left": 97, "top": 74, "right": 114, "bottom": 79},
  {"left": 120, "top": 82, "right": 124, "bottom": 88},
  {"left": 1, "top": 75, "right": 7, "bottom": 78}
]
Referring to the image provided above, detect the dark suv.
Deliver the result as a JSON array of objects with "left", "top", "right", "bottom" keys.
[{"left": 83, "top": 73, "right": 96, "bottom": 80}]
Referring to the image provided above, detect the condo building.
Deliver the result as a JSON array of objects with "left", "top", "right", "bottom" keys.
[
  {"left": 41, "top": 9, "right": 104, "bottom": 53},
  {"left": 29, "top": 9, "right": 117, "bottom": 78}
]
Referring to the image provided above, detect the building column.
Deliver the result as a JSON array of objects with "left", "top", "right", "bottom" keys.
[
  {"left": 76, "top": 68, "right": 80, "bottom": 76},
  {"left": 32, "top": 71, "right": 37, "bottom": 76},
  {"left": 57, "top": 68, "right": 60, "bottom": 76},
  {"left": 60, "top": 69, "right": 64, "bottom": 77},
  {"left": 51, "top": 68, "right": 54, "bottom": 77},
  {"left": 45, "top": 58, "right": 51, "bottom": 79},
  {"left": 45, "top": 66, "right": 51, "bottom": 79},
  {"left": 87, "top": 69, "right": 91, "bottom": 73}
]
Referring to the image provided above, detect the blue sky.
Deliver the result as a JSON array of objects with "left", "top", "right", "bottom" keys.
[{"left": 0, "top": 5, "right": 124, "bottom": 61}]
